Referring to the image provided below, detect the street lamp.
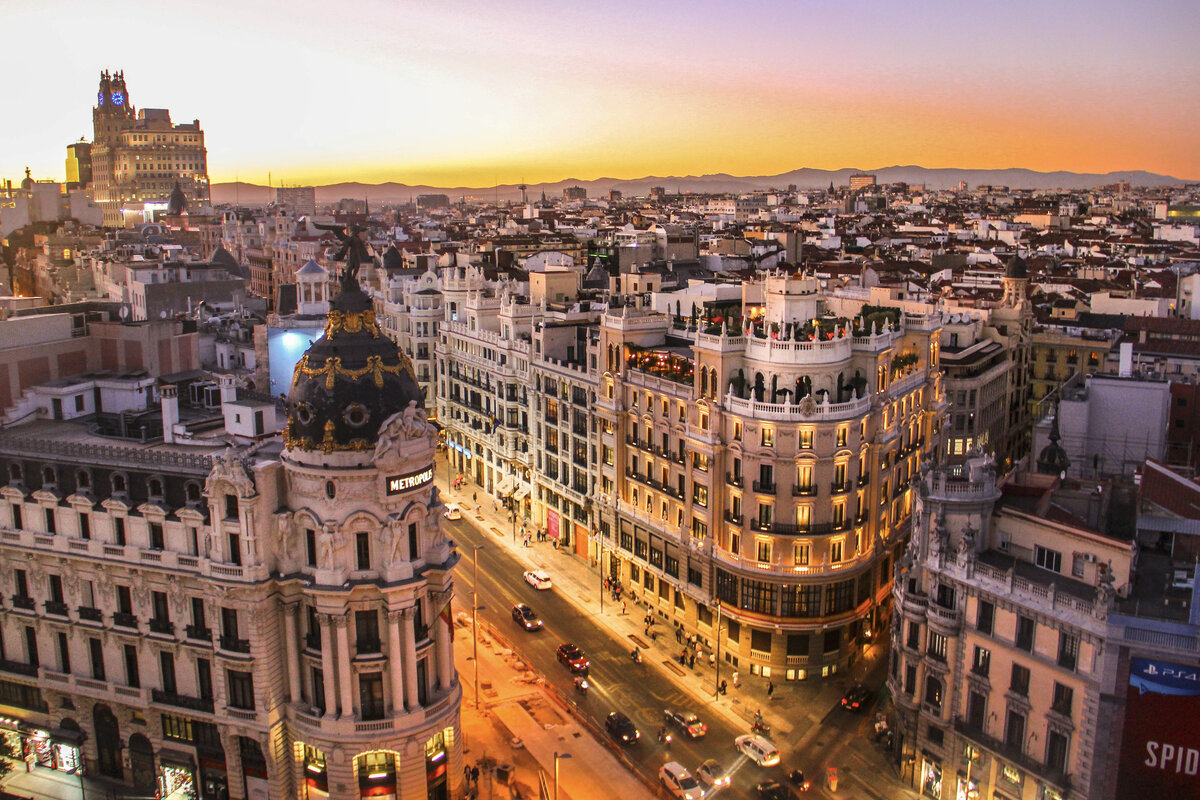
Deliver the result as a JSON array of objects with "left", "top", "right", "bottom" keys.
[
  {"left": 507, "top": 488, "right": 517, "bottom": 545},
  {"left": 713, "top": 601, "right": 724, "bottom": 699},
  {"left": 553, "top": 752, "right": 572, "bottom": 800},
  {"left": 471, "top": 544, "right": 484, "bottom": 709}
]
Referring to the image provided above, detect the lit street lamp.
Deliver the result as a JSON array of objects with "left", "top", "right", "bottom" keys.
[
  {"left": 553, "top": 751, "right": 572, "bottom": 800},
  {"left": 713, "top": 601, "right": 724, "bottom": 699}
]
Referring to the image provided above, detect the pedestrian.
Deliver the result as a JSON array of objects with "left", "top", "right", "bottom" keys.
[
  {"left": 471, "top": 765, "right": 480, "bottom": 784},
  {"left": 767, "top": 681, "right": 775, "bottom": 699},
  {"left": 719, "top": 680, "right": 727, "bottom": 695},
  {"left": 464, "top": 766, "right": 471, "bottom": 785},
  {"left": 621, "top": 601, "right": 626, "bottom": 615},
  {"left": 709, "top": 652, "right": 716, "bottom": 667},
  {"left": 689, "top": 654, "right": 695, "bottom": 669},
  {"left": 645, "top": 625, "right": 650, "bottom": 636},
  {"left": 472, "top": 491, "right": 477, "bottom": 503},
  {"left": 676, "top": 628, "right": 683, "bottom": 644},
  {"left": 732, "top": 671, "right": 740, "bottom": 688}
]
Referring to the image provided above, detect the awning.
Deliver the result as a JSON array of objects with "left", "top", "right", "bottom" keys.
[
  {"left": 157, "top": 747, "right": 195, "bottom": 767},
  {"left": 48, "top": 727, "right": 85, "bottom": 746},
  {"left": 513, "top": 487, "right": 529, "bottom": 501},
  {"left": 496, "top": 477, "right": 514, "bottom": 496}
]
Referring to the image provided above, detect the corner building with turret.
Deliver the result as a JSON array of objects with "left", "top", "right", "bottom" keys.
[
  {"left": 0, "top": 269, "right": 461, "bottom": 800},
  {"left": 596, "top": 273, "right": 947, "bottom": 680}
]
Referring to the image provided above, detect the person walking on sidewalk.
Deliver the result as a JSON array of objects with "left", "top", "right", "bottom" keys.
[
  {"left": 767, "top": 680, "right": 775, "bottom": 699},
  {"left": 621, "top": 601, "right": 626, "bottom": 615}
]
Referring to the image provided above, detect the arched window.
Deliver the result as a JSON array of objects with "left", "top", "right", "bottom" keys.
[
  {"left": 42, "top": 466, "right": 57, "bottom": 486},
  {"left": 76, "top": 470, "right": 91, "bottom": 489},
  {"left": 148, "top": 478, "right": 164, "bottom": 498},
  {"left": 184, "top": 482, "right": 202, "bottom": 505},
  {"left": 111, "top": 473, "right": 127, "bottom": 494}
]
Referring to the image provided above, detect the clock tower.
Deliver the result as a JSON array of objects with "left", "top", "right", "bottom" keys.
[{"left": 92, "top": 70, "right": 134, "bottom": 146}]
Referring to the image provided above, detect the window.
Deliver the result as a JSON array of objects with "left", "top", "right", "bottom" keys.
[
  {"left": 927, "top": 632, "right": 947, "bottom": 661},
  {"left": 687, "top": 566, "right": 702, "bottom": 587},
  {"left": 761, "top": 426, "right": 774, "bottom": 447},
  {"left": 227, "top": 670, "right": 255, "bottom": 710},
  {"left": 837, "top": 424, "right": 848, "bottom": 447},
  {"left": 800, "top": 429, "right": 813, "bottom": 449},
  {"left": 197, "top": 659, "right": 213, "bottom": 700},
  {"left": 966, "top": 691, "right": 987, "bottom": 730},
  {"left": 1057, "top": 633, "right": 1078, "bottom": 671},
  {"left": 356, "top": 532, "right": 370, "bottom": 570},
  {"left": 116, "top": 585, "right": 133, "bottom": 615},
  {"left": 904, "top": 664, "right": 917, "bottom": 697},
  {"left": 795, "top": 543, "right": 810, "bottom": 566},
  {"left": 1046, "top": 730, "right": 1069, "bottom": 773},
  {"left": 56, "top": 632, "right": 70, "bottom": 673},
  {"left": 227, "top": 533, "right": 242, "bottom": 566},
  {"left": 1071, "top": 553, "right": 1085, "bottom": 578},
  {"left": 740, "top": 578, "right": 775, "bottom": 614},
  {"left": 44, "top": 508, "right": 56, "bottom": 534},
  {"left": 972, "top": 646, "right": 990, "bottom": 676},
  {"left": 89, "top": 638, "right": 105, "bottom": 680},
  {"left": 756, "top": 540, "right": 771, "bottom": 563},
  {"left": 124, "top": 644, "right": 140, "bottom": 688},
  {"left": 830, "top": 540, "right": 844, "bottom": 563},
  {"left": 311, "top": 668, "right": 325, "bottom": 713},
  {"left": 925, "top": 676, "right": 943, "bottom": 711},
  {"left": 1052, "top": 682, "right": 1074, "bottom": 715},
  {"left": 114, "top": 516, "right": 126, "bottom": 545},
  {"left": 823, "top": 580, "right": 854, "bottom": 614},
  {"left": 692, "top": 484, "right": 708, "bottom": 507},
  {"left": 906, "top": 621, "right": 920, "bottom": 650},
  {"left": 733, "top": 421, "right": 742, "bottom": 441},
  {"left": 224, "top": 494, "right": 239, "bottom": 520},
  {"left": 305, "top": 529, "right": 317, "bottom": 567},
  {"left": 1010, "top": 663, "right": 1030, "bottom": 696},
  {"left": 355, "top": 610, "right": 380, "bottom": 653},
  {"left": 160, "top": 652, "right": 177, "bottom": 694},
  {"left": 79, "top": 513, "right": 90, "bottom": 539},
  {"left": 977, "top": 600, "right": 994, "bottom": 635},
  {"left": 359, "top": 672, "right": 385, "bottom": 720},
  {"left": 1004, "top": 710, "right": 1026, "bottom": 750},
  {"left": 1015, "top": 615, "right": 1035, "bottom": 652},
  {"left": 152, "top": 591, "right": 169, "bottom": 623},
  {"left": 1035, "top": 545, "right": 1062, "bottom": 574}
]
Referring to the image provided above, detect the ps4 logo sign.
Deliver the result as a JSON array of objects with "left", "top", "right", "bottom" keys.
[{"left": 1142, "top": 663, "right": 1199, "bottom": 682}]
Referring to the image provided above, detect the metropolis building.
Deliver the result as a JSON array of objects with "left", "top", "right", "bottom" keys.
[
  {"left": 595, "top": 272, "right": 947, "bottom": 678},
  {"left": 0, "top": 264, "right": 462, "bottom": 799}
]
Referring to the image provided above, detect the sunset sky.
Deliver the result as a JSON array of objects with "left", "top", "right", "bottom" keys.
[{"left": 5, "top": 0, "right": 1198, "bottom": 187}]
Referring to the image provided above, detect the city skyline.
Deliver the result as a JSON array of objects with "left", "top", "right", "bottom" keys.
[{"left": 4, "top": 0, "right": 1199, "bottom": 188}]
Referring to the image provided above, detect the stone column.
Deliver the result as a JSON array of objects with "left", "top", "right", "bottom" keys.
[
  {"left": 402, "top": 607, "right": 420, "bottom": 709},
  {"left": 282, "top": 602, "right": 302, "bottom": 704},
  {"left": 318, "top": 613, "right": 337, "bottom": 719},
  {"left": 432, "top": 592, "right": 453, "bottom": 691},
  {"left": 387, "top": 609, "right": 406, "bottom": 713},
  {"left": 334, "top": 615, "right": 354, "bottom": 719}
]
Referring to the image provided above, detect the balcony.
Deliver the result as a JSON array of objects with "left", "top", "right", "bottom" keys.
[
  {"left": 43, "top": 600, "right": 69, "bottom": 617},
  {"left": 0, "top": 659, "right": 38, "bottom": 677},
  {"left": 149, "top": 618, "right": 176, "bottom": 636},
  {"left": 726, "top": 473, "right": 743, "bottom": 488},
  {"left": 78, "top": 607, "right": 103, "bottom": 622},
  {"left": 724, "top": 513, "right": 744, "bottom": 526},
  {"left": 927, "top": 602, "right": 962, "bottom": 631},
  {"left": 113, "top": 612, "right": 139, "bottom": 629},
  {"left": 11, "top": 595, "right": 34, "bottom": 611},
  {"left": 793, "top": 484, "right": 816, "bottom": 497},
  {"left": 185, "top": 625, "right": 213, "bottom": 642},
  {"left": 219, "top": 635, "right": 251, "bottom": 654},
  {"left": 953, "top": 718, "right": 1071, "bottom": 792},
  {"left": 830, "top": 482, "right": 851, "bottom": 495},
  {"left": 752, "top": 481, "right": 776, "bottom": 494},
  {"left": 152, "top": 689, "right": 214, "bottom": 714}
]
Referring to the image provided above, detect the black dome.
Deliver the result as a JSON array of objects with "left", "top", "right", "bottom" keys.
[
  {"left": 284, "top": 269, "right": 423, "bottom": 453},
  {"left": 1005, "top": 255, "right": 1028, "bottom": 279},
  {"left": 1036, "top": 411, "right": 1071, "bottom": 476}
]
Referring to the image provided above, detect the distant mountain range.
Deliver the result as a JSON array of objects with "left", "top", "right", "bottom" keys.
[{"left": 210, "top": 165, "right": 1193, "bottom": 206}]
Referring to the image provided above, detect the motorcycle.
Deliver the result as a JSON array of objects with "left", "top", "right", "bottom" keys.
[
  {"left": 656, "top": 727, "right": 673, "bottom": 745},
  {"left": 751, "top": 719, "right": 771, "bottom": 736},
  {"left": 788, "top": 769, "right": 812, "bottom": 792},
  {"left": 631, "top": 648, "right": 643, "bottom": 664},
  {"left": 573, "top": 677, "right": 589, "bottom": 695}
]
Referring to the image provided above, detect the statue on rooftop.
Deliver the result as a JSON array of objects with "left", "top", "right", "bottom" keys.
[{"left": 312, "top": 221, "right": 372, "bottom": 279}]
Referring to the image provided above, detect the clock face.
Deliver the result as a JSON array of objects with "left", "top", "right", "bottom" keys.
[
  {"left": 97, "top": 91, "right": 105, "bottom": 105},
  {"left": 111, "top": 91, "right": 125, "bottom": 106}
]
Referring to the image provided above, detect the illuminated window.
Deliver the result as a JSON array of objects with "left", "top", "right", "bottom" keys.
[
  {"left": 794, "top": 543, "right": 810, "bottom": 566},
  {"left": 799, "top": 428, "right": 813, "bottom": 449},
  {"left": 837, "top": 425, "right": 848, "bottom": 447},
  {"left": 761, "top": 426, "right": 774, "bottom": 447},
  {"left": 830, "top": 539, "right": 844, "bottom": 563}
]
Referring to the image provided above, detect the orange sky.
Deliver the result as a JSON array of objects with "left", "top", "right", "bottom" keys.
[{"left": 5, "top": 0, "right": 1198, "bottom": 186}]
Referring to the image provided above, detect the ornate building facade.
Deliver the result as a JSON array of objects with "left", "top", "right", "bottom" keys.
[
  {"left": 596, "top": 273, "right": 947, "bottom": 678},
  {"left": 90, "top": 70, "right": 211, "bottom": 227},
  {"left": 0, "top": 263, "right": 462, "bottom": 799}
]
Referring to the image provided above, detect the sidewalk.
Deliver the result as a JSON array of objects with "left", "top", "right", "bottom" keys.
[
  {"left": 441, "top": 453, "right": 890, "bottom": 746},
  {"left": 455, "top": 611, "right": 653, "bottom": 800}
]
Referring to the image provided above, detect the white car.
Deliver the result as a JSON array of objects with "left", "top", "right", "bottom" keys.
[
  {"left": 734, "top": 734, "right": 780, "bottom": 767},
  {"left": 695, "top": 759, "right": 731, "bottom": 789},
  {"left": 523, "top": 569, "right": 552, "bottom": 590},
  {"left": 443, "top": 503, "right": 461, "bottom": 520},
  {"left": 659, "top": 762, "right": 704, "bottom": 800}
]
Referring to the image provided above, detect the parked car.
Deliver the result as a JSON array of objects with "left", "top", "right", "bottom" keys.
[
  {"left": 523, "top": 569, "right": 552, "bottom": 590},
  {"left": 840, "top": 684, "right": 871, "bottom": 712},
  {"left": 556, "top": 642, "right": 589, "bottom": 673},
  {"left": 664, "top": 709, "right": 708, "bottom": 738},
  {"left": 606, "top": 711, "right": 641, "bottom": 744},
  {"left": 695, "top": 759, "right": 731, "bottom": 789},
  {"left": 510, "top": 603, "right": 542, "bottom": 631},
  {"left": 443, "top": 503, "right": 461, "bottom": 520},
  {"left": 735, "top": 734, "right": 781, "bottom": 767},
  {"left": 659, "top": 762, "right": 704, "bottom": 799}
]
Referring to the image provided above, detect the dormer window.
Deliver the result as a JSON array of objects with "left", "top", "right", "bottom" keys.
[
  {"left": 8, "top": 464, "right": 22, "bottom": 483},
  {"left": 184, "top": 482, "right": 202, "bottom": 505},
  {"left": 111, "top": 474, "right": 127, "bottom": 495},
  {"left": 76, "top": 470, "right": 91, "bottom": 490},
  {"left": 148, "top": 478, "right": 164, "bottom": 499},
  {"left": 42, "top": 466, "right": 57, "bottom": 487}
]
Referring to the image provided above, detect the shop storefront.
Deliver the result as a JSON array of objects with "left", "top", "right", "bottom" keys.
[
  {"left": 921, "top": 757, "right": 943, "bottom": 799},
  {"left": 303, "top": 745, "right": 329, "bottom": 799},
  {"left": 424, "top": 732, "right": 448, "bottom": 800},
  {"left": 158, "top": 749, "right": 198, "bottom": 800},
  {"left": 955, "top": 772, "right": 979, "bottom": 800},
  {"left": 355, "top": 751, "right": 397, "bottom": 800},
  {"left": 15, "top": 725, "right": 84, "bottom": 776}
]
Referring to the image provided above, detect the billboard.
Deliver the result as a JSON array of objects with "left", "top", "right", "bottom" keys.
[{"left": 1117, "top": 657, "right": 1200, "bottom": 796}]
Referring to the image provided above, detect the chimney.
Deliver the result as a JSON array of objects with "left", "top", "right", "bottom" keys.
[
  {"left": 219, "top": 374, "right": 237, "bottom": 405},
  {"left": 161, "top": 384, "right": 178, "bottom": 444},
  {"left": 1118, "top": 342, "right": 1133, "bottom": 378}
]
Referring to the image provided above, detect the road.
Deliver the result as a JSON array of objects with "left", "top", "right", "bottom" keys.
[{"left": 448, "top": 516, "right": 902, "bottom": 799}]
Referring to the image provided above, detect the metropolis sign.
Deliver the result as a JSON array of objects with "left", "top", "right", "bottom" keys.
[{"left": 386, "top": 467, "right": 434, "bottom": 495}]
